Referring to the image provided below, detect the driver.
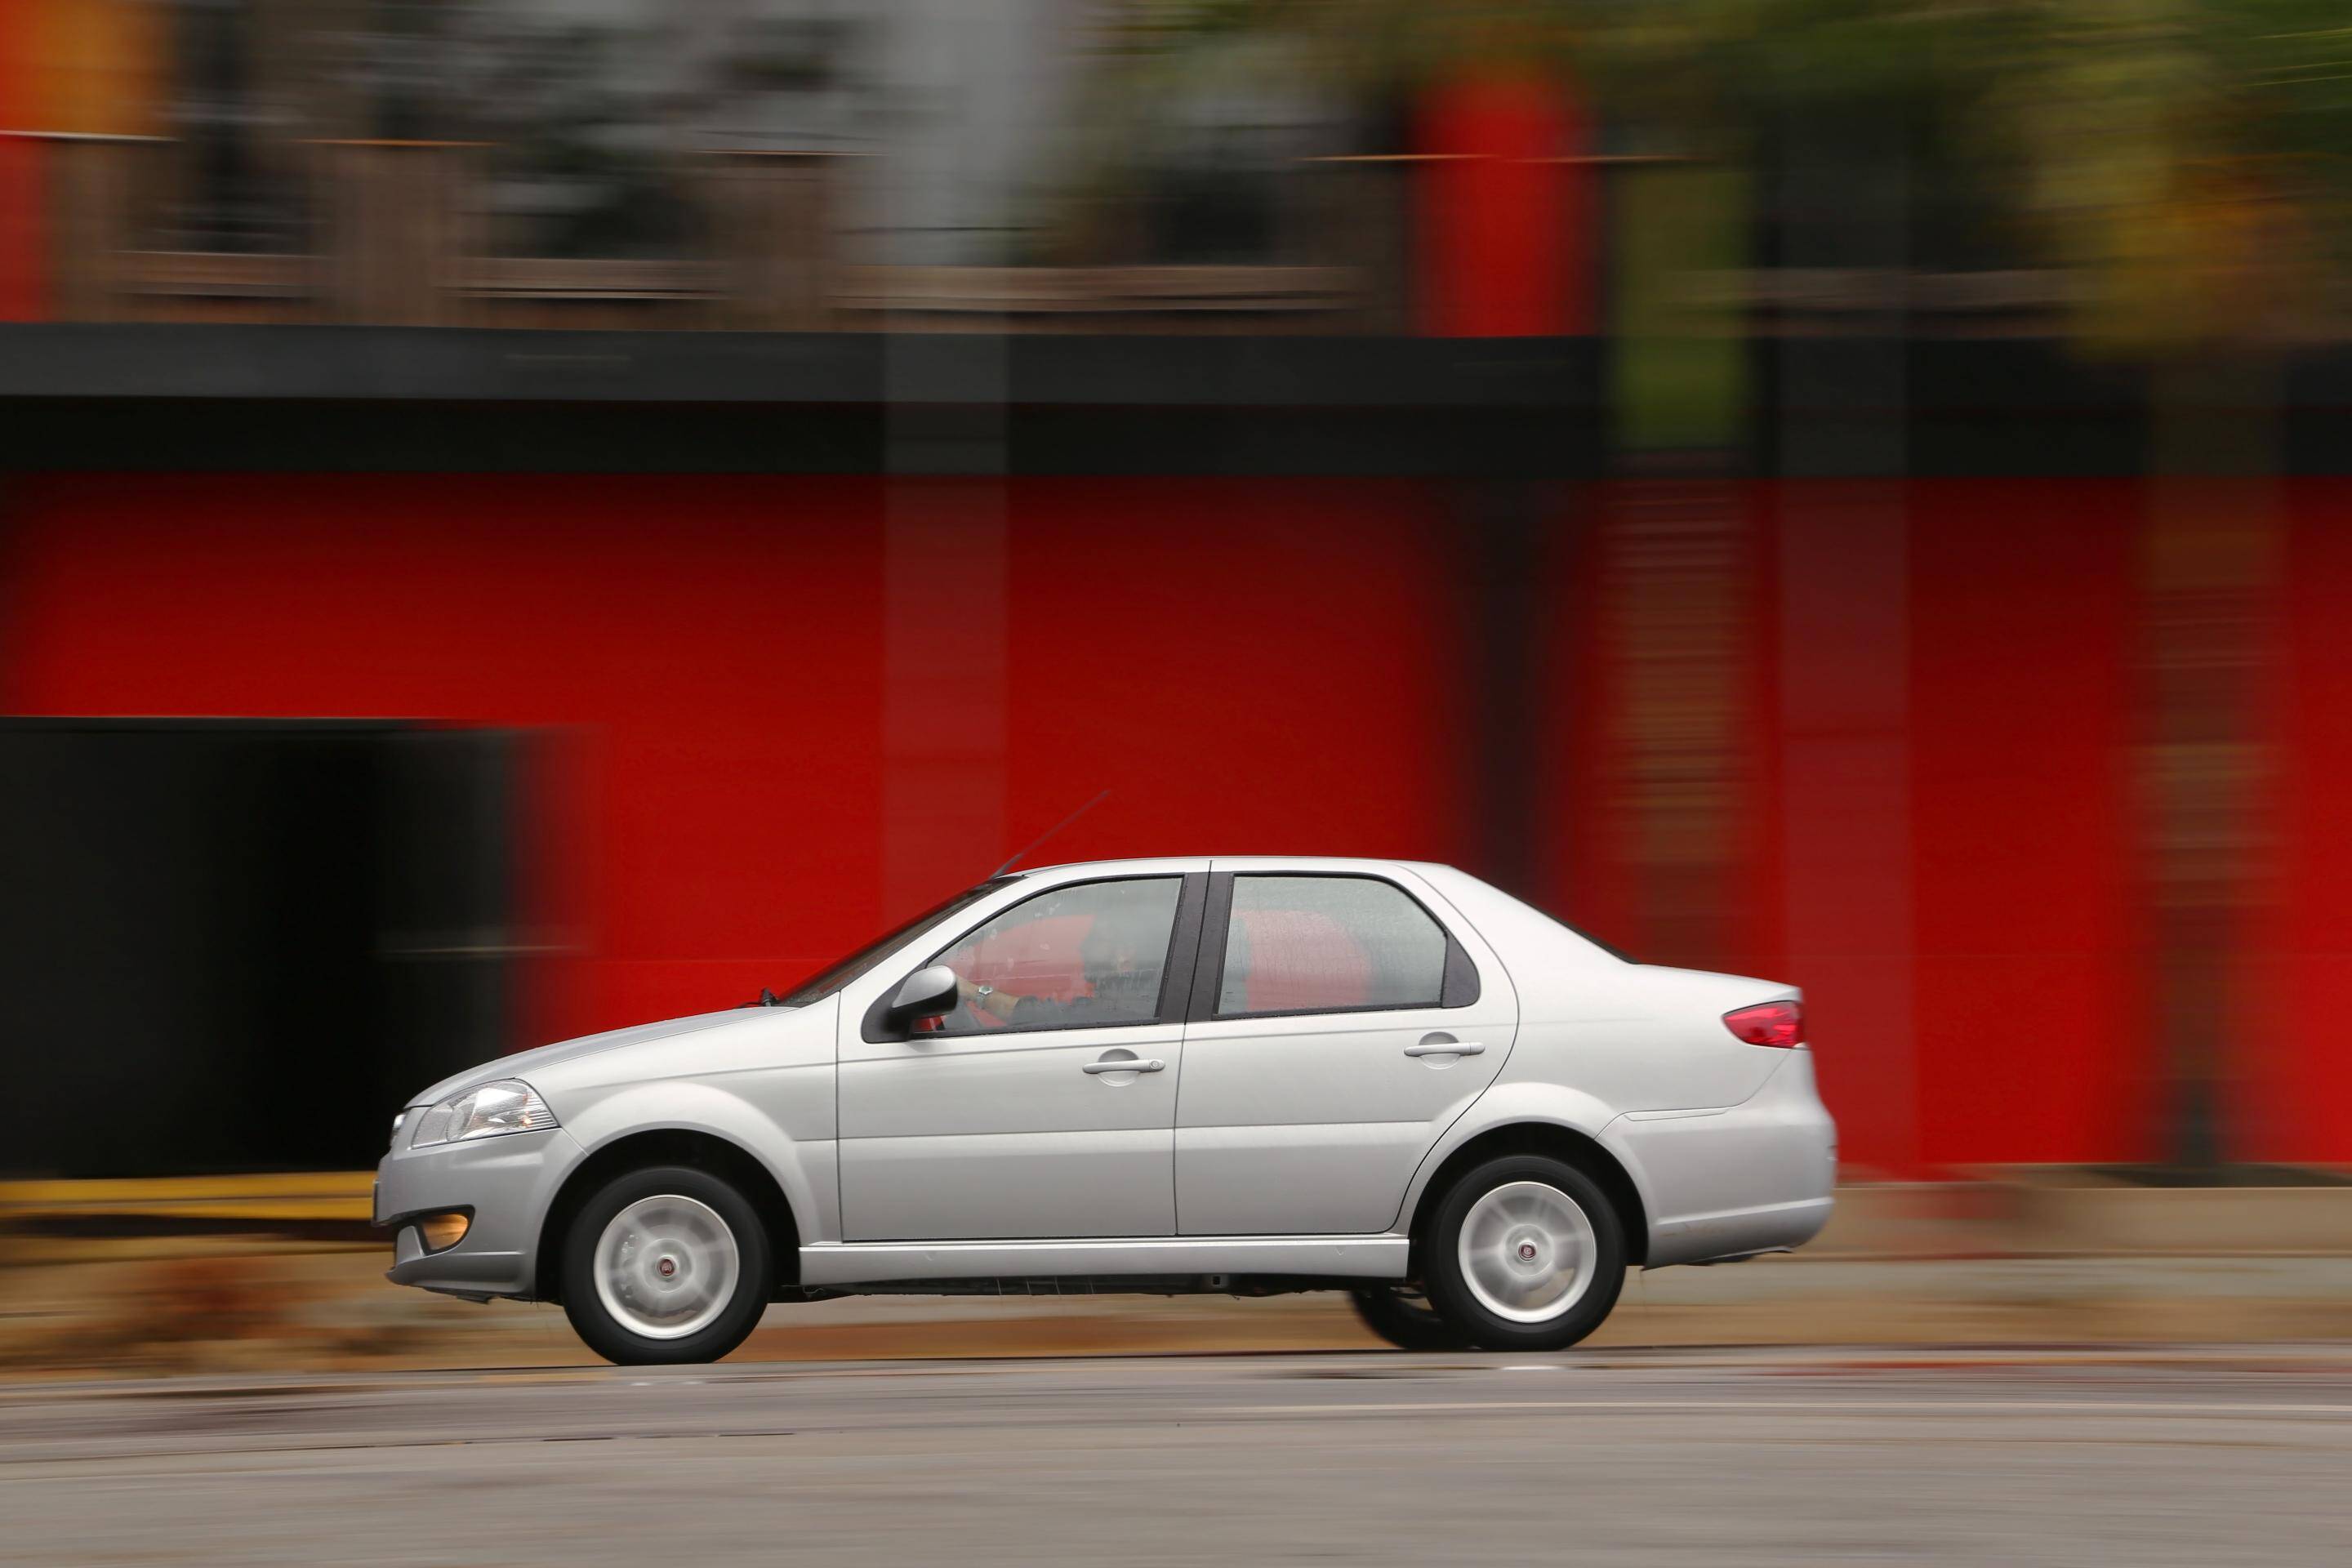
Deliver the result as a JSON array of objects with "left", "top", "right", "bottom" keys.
[{"left": 956, "top": 908, "right": 1162, "bottom": 1027}]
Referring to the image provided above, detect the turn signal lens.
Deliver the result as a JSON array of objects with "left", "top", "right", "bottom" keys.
[
  {"left": 419, "top": 1212, "right": 470, "bottom": 1252},
  {"left": 1723, "top": 1000, "right": 1804, "bottom": 1048}
]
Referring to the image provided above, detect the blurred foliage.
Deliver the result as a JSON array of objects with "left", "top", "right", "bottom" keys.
[{"left": 1089, "top": 0, "right": 2352, "bottom": 350}]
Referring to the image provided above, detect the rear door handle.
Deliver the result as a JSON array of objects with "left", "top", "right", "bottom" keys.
[
  {"left": 1083, "top": 1058, "right": 1165, "bottom": 1074},
  {"left": 1404, "top": 1042, "right": 1483, "bottom": 1058}
]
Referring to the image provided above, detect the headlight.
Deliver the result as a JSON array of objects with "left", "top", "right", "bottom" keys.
[
  {"left": 390, "top": 1110, "right": 408, "bottom": 1148},
  {"left": 407, "top": 1080, "right": 557, "bottom": 1149}
]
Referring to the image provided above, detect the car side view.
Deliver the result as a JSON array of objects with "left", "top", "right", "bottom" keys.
[{"left": 375, "top": 857, "right": 1836, "bottom": 1363}]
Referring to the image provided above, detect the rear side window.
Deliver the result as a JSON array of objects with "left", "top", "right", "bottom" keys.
[{"left": 1218, "top": 875, "right": 1447, "bottom": 1016}]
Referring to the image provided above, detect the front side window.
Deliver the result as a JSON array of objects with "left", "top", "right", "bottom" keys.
[
  {"left": 1218, "top": 875, "right": 1446, "bottom": 1016},
  {"left": 927, "top": 877, "right": 1183, "bottom": 1035}
]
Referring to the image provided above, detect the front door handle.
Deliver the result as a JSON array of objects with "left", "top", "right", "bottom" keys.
[
  {"left": 1404, "top": 1041, "right": 1484, "bottom": 1058},
  {"left": 1083, "top": 1058, "right": 1165, "bottom": 1074}
]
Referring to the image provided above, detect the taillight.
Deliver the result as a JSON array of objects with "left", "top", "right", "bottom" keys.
[{"left": 1724, "top": 1000, "right": 1803, "bottom": 1048}]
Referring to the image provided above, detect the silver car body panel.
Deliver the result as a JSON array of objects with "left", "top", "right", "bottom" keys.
[
  {"left": 831, "top": 858, "right": 1207, "bottom": 1241},
  {"left": 1388, "top": 863, "right": 1833, "bottom": 1262},
  {"left": 838, "top": 1018, "right": 1188, "bottom": 1241},
  {"left": 798, "top": 1234, "right": 1407, "bottom": 1287},
  {"left": 1174, "top": 859, "right": 1517, "bottom": 1235},
  {"left": 376, "top": 855, "right": 1836, "bottom": 1303},
  {"left": 376, "top": 1125, "right": 585, "bottom": 1298},
  {"left": 377, "top": 999, "right": 842, "bottom": 1298},
  {"left": 1612, "top": 1049, "right": 1838, "bottom": 1264},
  {"left": 406, "top": 1008, "right": 759, "bottom": 1110},
  {"left": 531, "top": 998, "right": 843, "bottom": 1233}
]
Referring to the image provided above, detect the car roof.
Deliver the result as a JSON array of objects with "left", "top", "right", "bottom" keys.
[{"left": 1018, "top": 855, "right": 1454, "bottom": 877}]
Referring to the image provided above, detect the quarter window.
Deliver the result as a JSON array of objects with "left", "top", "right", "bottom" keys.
[
  {"left": 1217, "top": 875, "right": 1447, "bottom": 1016},
  {"left": 927, "top": 877, "right": 1182, "bottom": 1035}
]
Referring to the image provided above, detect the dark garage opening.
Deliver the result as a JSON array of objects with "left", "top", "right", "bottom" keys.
[{"left": 0, "top": 719, "right": 528, "bottom": 1177}]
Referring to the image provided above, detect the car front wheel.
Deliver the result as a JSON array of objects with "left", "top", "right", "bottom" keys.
[
  {"left": 1421, "top": 1155, "right": 1625, "bottom": 1352},
  {"left": 561, "top": 1165, "right": 770, "bottom": 1365}
]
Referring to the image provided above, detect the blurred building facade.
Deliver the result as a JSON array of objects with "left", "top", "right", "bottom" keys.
[{"left": 3, "top": 2, "right": 2350, "bottom": 1179}]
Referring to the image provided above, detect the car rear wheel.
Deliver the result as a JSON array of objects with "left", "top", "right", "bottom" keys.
[
  {"left": 561, "top": 1165, "right": 770, "bottom": 1365},
  {"left": 1421, "top": 1155, "right": 1624, "bottom": 1352},
  {"left": 1349, "top": 1285, "right": 1476, "bottom": 1351}
]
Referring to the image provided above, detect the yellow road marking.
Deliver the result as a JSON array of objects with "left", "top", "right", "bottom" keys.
[{"left": 0, "top": 1172, "right": 376, "bottom": 1222}]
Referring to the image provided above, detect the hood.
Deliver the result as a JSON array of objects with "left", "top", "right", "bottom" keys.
[{"left": 407, "top": 1007, "right": 781, "bottom": 1108}]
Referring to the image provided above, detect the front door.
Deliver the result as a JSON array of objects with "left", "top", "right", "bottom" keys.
[
  {"left": 1175, "top": 868, "right": 1515, "bottom": 1235},
  {"left": 837, "top": 873, "right": 1203, "bottom": 1241}
]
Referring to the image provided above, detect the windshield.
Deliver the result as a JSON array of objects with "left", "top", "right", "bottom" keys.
[{"left": 774, "top": 878, "right": 1013, "bottom": 1005}]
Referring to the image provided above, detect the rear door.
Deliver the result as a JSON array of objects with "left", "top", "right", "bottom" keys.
[{"left": 1174, "top": 864, "right": 1515, "bottom": 1235}]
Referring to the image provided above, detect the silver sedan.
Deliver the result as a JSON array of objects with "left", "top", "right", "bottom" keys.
[{"left": 376, "top": 857, "right": 1835, "bottom": 1363}]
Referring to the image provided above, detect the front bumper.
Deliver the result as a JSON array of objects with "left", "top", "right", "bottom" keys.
[{"left": 375, "top": 1124, "right": 586, "bottom": 1300}]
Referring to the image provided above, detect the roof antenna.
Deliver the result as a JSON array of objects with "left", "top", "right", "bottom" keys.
[{"left": 993, "top": 789, "right": 1110, "bottom": 878}]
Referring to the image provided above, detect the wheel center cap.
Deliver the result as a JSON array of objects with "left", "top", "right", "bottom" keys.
[
  {"left": 1517, "top": 1241, "right": 1539, "bottom": 1263},
  {"left": 657, "top": 1256, "right": 678, "bottom": 1279}
]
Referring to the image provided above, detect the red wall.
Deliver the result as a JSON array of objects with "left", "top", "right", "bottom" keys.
[
  {"left": 1905, "top": 482, "right": 2146, "bottom": 1166},
  {"left": 1543, "top": 482, "right": 2156, "bottom": 1173},
  {"left": 0, "top": 474, "right": 1468, "bottom": 1043},
  {"left": 1003, "top": 479, "right": 1469, "bottom": 866},
  {"left": 8, "top": 470, "right": 2351, "bottom": 1168},
  {"left": 2265, "top": 480, "right": 2352, "bottom": 1160}
]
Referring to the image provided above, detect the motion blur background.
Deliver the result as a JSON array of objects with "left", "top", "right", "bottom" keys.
[{"left": 2, "top": 2, "right": 2351, "bottom": 1372}]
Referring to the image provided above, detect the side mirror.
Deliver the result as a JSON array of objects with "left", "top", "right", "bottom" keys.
[{"left": 888, "top": 964, "right": 961, "bottom": 1029}]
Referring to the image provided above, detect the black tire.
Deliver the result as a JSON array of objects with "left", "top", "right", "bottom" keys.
[
  {"left": 1350, "top": 1285, "right": 1477, "bottom": 1351},
  {"left": 561, "top": 1164, "right": 772, "bottom": 1366},
  {"left": 1420, "top": 1155, "right": 1625, "bottom": 1353}
]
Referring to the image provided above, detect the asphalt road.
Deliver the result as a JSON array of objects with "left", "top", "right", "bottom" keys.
[{"left": 2, "top": 1347, "right": 2347, "bottom": 1566}]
